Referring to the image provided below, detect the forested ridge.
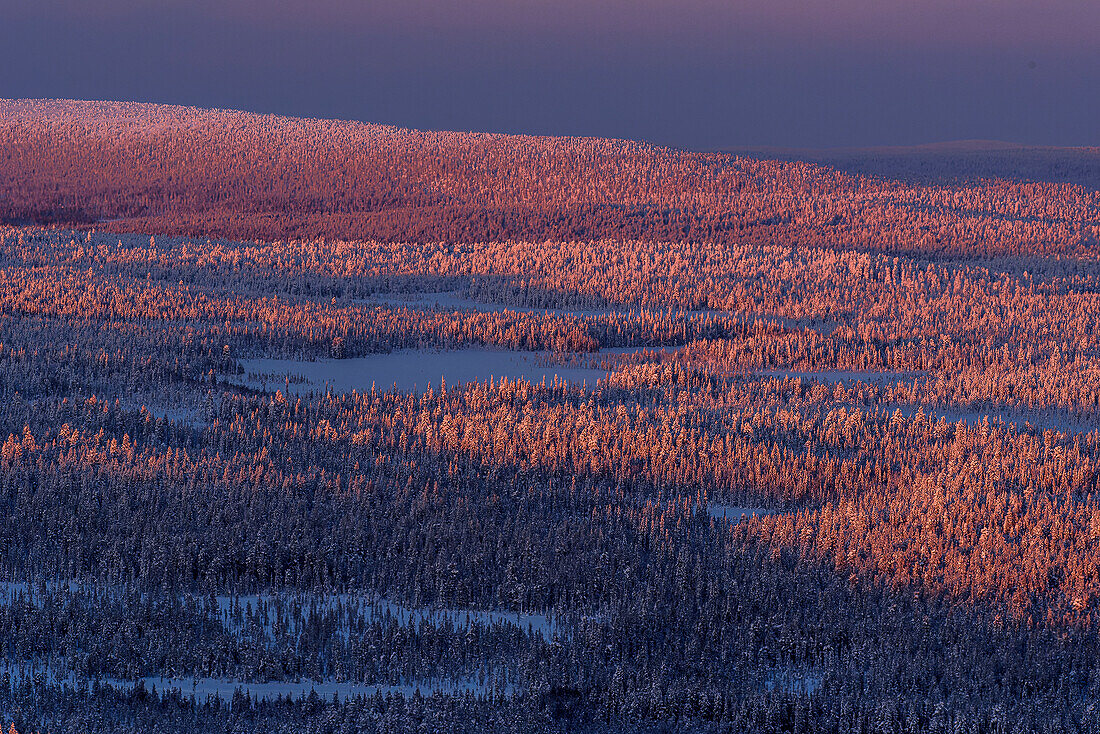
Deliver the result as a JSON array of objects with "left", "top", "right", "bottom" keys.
[
  {"left": 3, "top": 99, "right": 1099, "bottom": 258},
  {"left": 0, "top": 101, "right": 1098, "bottom": 732}
]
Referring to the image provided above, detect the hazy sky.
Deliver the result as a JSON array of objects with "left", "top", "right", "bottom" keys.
[{"left": 4, "top": 0, "right": 1098, "bottom": 148}]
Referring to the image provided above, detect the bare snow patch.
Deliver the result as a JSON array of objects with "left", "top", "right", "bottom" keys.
[
  {"left": 232, "top": 349, "right": 612, "bottom": 394},
  {"left": 756, "top": 369, "right": 925, "bottom": 385},
  {"left": 707, "top": 506, "right": 774, "bottom": 523}
]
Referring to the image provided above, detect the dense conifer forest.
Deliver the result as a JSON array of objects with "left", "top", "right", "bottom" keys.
[{"left": 1, "top": 100, "right": 1100, "bottom": 732}]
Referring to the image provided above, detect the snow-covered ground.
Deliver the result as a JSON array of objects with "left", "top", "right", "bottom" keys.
[
  {"left": 369, "top": 290, "right": 828, "bottom": 333},
  {"left": 755, "top": 369, "right": 926, "bottom": 385},
  {"left": 0, "top": 663, "right": 510, "bottom": 702},
  {"left": 0, "top": 580, "right": 79, "bottom": 604},
  {"left": 212, "top": 592, "right": 560, "bottom": 641},
  {"left": 232, "top": 349, "right": 612, "bottom": 394},
  {"left": 0, "top": 586, "right": 544, "bottom": 702},
  {"left": 369, "top": 290, "right": 720, "bottom": 320},
  {"left": 706, "top": 505, "right": 774, "bottom": 523},
  {"left": 897, "top": 405, "right": 1100, "bottom": 435},
  {"left": 0, "top": 582, "right": 560, "bottom": 642},
  {"left": 765, "top": 668, "right": 823, "bottom": 695},
  {"left": 117, "top": 673, "right": 510, "bottom": 701}
]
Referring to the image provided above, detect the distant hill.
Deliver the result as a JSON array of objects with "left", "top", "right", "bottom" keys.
[
  {"left": 1, "top": 99, "right": 1098, "bottom": 258},
  {"left": 732, "top": 140, "right": 1100, "bottom": 190}
]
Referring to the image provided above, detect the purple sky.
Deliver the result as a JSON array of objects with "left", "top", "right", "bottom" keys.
[{"left": 4, "top": 0, "right": 1098, "bottom": 148}]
